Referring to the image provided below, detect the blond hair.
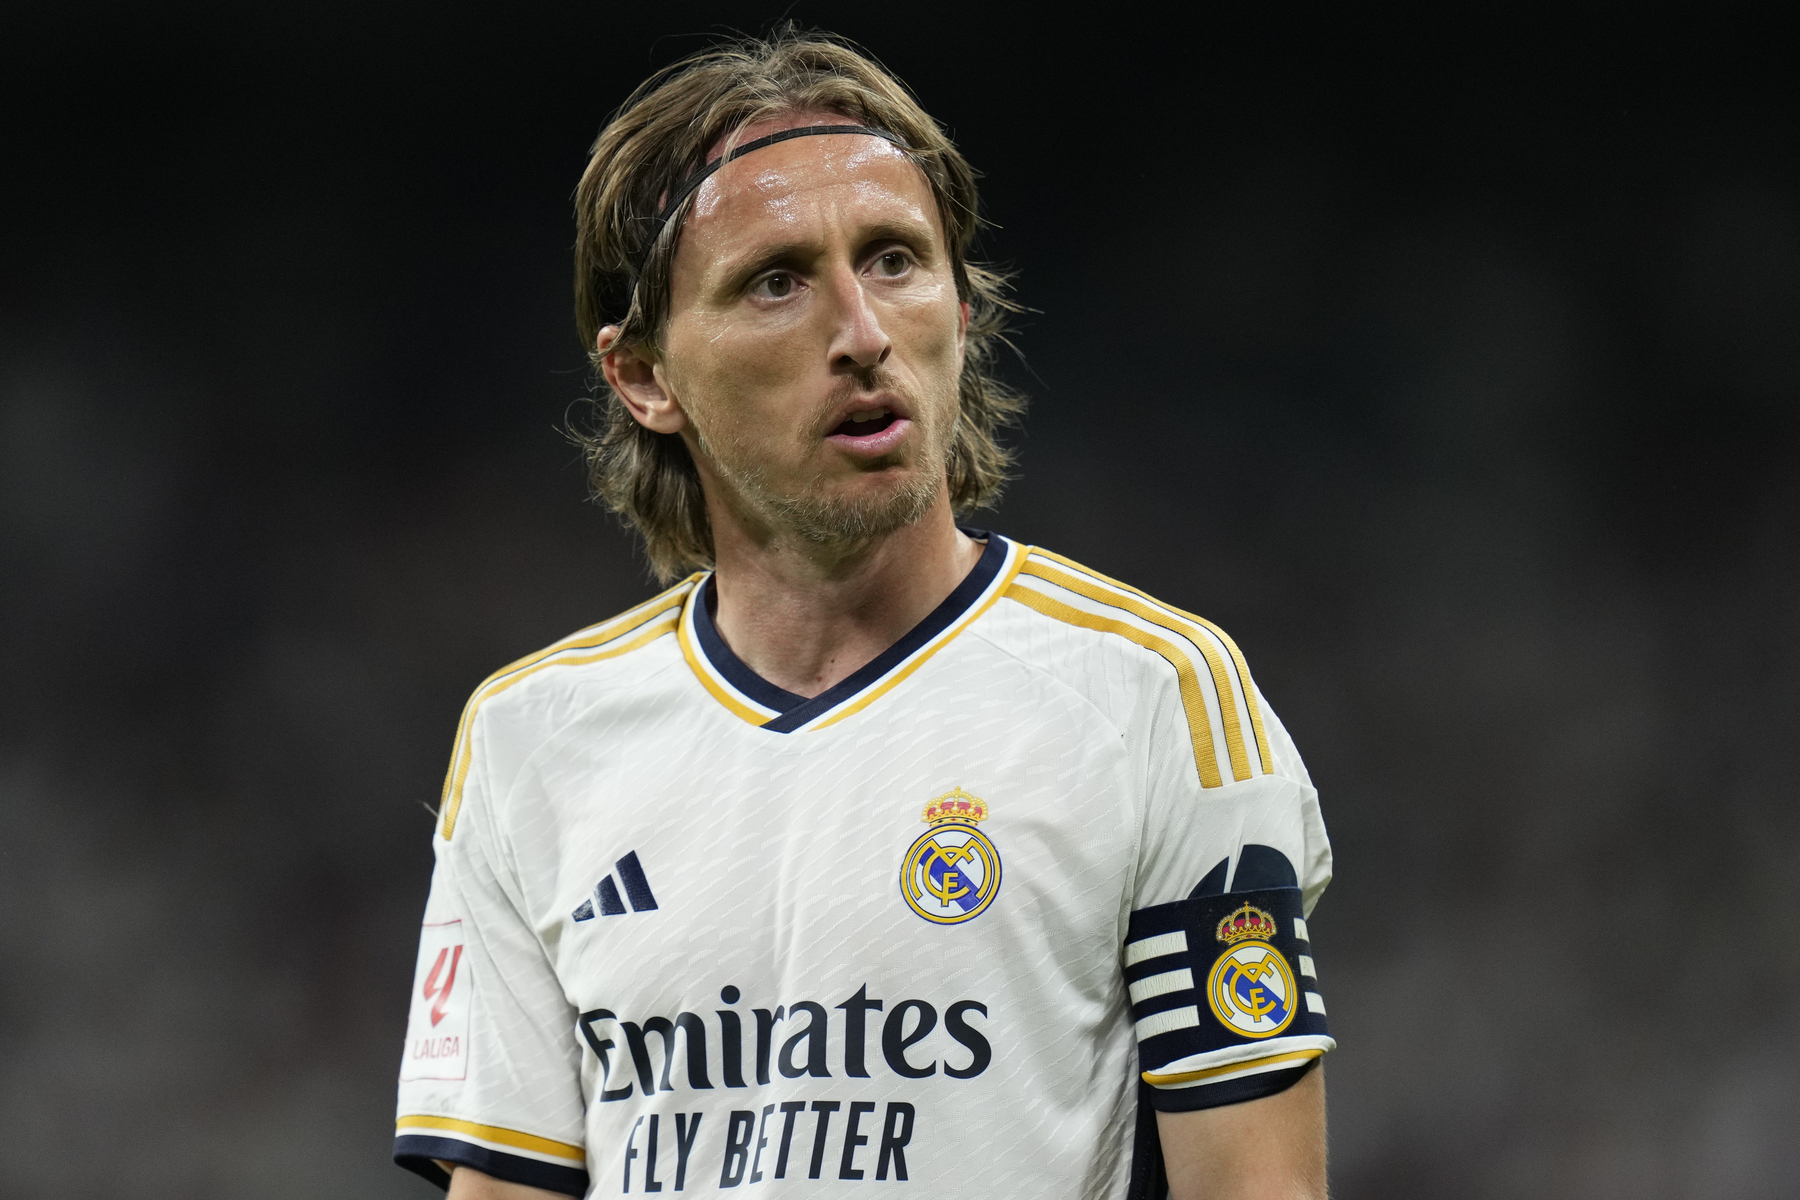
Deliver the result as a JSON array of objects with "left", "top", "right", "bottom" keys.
[{"left": 571, "top": 29, "right": 1024, "bottom": 581}]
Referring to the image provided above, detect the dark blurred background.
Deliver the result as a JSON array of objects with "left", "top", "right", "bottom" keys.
[{"left": 4, "top": 3, "right": 1797, "bottom": 1197}]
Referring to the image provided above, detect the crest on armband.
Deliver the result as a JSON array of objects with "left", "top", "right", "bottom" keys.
[
  {"left": 1206, "top": 904, "right": 1297, "bottom": 1038},
  {"left": 1215, "top": 902, "right": 1278, "bottom": 945}
]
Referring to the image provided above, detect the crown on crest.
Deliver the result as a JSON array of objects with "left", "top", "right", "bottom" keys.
[
  {"left": 922, "top": 787, "right": 989, "bottom": 825},
  {"left": 1215, "top": 903, "right": 1279, "bottom": 944}
]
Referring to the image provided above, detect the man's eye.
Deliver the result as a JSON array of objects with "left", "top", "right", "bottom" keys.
[
  {"left": 874, "top": 251, "right": 912, "bottom": 277},
  {"left": 753, "top": 273, "right": 796, "bottom": 298}
]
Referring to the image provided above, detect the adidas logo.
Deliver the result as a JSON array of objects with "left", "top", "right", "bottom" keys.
[{"left": 573, "top": 851, "right": 659, "bottom": 920}]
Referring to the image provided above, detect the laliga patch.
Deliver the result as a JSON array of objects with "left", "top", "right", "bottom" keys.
[
  {"left": 400, "top": 919, "right": 470, "bottom": 1081},
  {"left": 899, "top": 787, "right": 1002, "bottom": 924}
]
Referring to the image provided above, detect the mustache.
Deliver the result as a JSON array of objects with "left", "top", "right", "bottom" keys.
[{"left": 812, "top": 364, "right": 914, "bottom": 428}]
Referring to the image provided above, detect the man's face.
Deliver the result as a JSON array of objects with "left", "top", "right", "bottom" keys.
[{"left": 653, "top": 115, "right": 968, "bottom": 545}]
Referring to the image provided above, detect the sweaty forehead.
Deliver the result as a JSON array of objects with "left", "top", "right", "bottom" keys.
[{"left": 681, "top": 125, "right": 935, "bottom": 264}]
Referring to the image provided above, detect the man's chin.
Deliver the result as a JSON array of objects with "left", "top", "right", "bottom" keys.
[{"left": 769, "top": 472, "right": 942, "bottom": 546}]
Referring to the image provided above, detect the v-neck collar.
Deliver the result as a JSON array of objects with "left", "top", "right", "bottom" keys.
[{"left": 679, "top": 531, "right": 1021, "bottom": 733}]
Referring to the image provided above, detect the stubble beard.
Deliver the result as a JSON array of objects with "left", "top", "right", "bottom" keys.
[{"left": 694, "top": 370, "right": 955, "bottom": 549}]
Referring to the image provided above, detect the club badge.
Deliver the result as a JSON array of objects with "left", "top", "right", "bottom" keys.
[
  {"left": 899, "top": 787, "right": 1002, "bottom": 925},
  {"left": 1205, "top": 903, "right": 1297, "bottom": 1038}
]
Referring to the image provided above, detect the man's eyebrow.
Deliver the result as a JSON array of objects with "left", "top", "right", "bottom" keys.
[
  {"left": 857, "top": 217, "right": 939, "bottom": 252},
  {"left": 714, "top": 215, "right": 940, "bottom": 287},
  {"left": 715, "top": 240, "right": 815, "bottom": 286}
]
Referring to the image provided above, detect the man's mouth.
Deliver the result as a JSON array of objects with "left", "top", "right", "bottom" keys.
[{"left": 829, "top": 407, "right": 898, "bottom": 438}]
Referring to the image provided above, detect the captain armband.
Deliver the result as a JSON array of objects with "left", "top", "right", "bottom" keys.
[{"left": 1124, "top": 886, "right": 1335, "bottom": 1112}]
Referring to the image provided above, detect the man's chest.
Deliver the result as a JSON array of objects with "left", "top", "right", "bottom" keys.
[{"left": 510, "top": 691, "right": 1142, "bottom": 1032}]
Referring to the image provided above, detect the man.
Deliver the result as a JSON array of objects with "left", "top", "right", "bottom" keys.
[{"left": 394, "top": 31, "right": 1335, "bottom": 1200}]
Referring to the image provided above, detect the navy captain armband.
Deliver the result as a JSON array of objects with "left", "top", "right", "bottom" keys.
[{"left": 1124, "top": 886, "right": 1334, "bottom": 1112}]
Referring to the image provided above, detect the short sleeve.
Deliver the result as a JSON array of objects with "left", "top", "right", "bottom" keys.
[
  {"left": 1124, "top": 684, "right": 1336, "bottom": 1112},
  {"left": 394, "top": 714, "right": 591, "bottom": 1194}
]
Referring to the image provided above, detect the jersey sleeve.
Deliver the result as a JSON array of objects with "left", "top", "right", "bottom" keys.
[
  {"left": 394, "top": 710, "right": 591, "bottom": 1195},
  {"left": 1125, "top": 681, "right": 1336, "bottom": 1112}
]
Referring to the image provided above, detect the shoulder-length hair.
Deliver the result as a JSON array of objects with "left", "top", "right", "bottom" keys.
[{"left": 571, "top": 29, "right": 1024, "bottom": 582}]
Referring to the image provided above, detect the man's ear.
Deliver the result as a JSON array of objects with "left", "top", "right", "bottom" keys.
[{"left": 598, "top": 327, "right": 688, "bottom": 435}]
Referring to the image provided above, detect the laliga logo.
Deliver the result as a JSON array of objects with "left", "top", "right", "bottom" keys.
[
  {"left": 898, "top": 788, "right": 1002, "bottom": 925},
  {"left": 401, "top": 921, "right": 469, "bottom": 1082},
  {"left": 421, "top": 945, "right": 463, "bottom": 1027},
  {"left": 1206, "top": 903, "right": 1296, "bottom": 1038}
]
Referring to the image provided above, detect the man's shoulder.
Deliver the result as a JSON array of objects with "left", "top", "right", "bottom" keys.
[
  {"left": 436, "top": 578, "right": 696, "bottom": 840},
  {"left": 469, "top": 576, "right": 696, "bottom": 720},
  {"left": 977, "top": 542, "right": 1280, "bottom": 789},
  {"left": 980, "top": 543, "right": 1254, "bottom": 682}
]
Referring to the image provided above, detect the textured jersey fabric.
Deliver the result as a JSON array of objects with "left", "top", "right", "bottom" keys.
[{"left": 393, "top": 534, "right": 1334, "bottom": 1197}]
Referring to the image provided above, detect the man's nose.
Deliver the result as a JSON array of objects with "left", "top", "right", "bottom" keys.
[{"left": 823, "top": 265, "right": 891, "bottom": 370}]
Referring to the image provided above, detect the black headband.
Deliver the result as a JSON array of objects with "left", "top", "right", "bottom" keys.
[{"left": 636, "top": 124, "right": 908, "bottom": 276}]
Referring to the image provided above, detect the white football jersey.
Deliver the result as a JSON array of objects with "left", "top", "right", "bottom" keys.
[{"left": 394, "top": 534, "right": 1335, "bottom": 1198}]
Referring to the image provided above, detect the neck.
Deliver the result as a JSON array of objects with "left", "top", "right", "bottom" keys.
[{"left": 705, "top": 492, "right": 982, "bottom": 698}]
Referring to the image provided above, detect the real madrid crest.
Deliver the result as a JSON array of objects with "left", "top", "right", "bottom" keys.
[
  {"left": 899, "top": 787, "right": 1002, "bottom": 925},
  {"left": 1205, "top": 903, "right": 1297, "bottom": 1038}
]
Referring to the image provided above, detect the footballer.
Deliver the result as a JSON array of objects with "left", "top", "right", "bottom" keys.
[{"left": 394, "top": 30, "right": 1336, "bottom": 1200}]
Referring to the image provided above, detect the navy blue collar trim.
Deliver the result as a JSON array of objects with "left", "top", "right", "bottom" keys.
[
  {"left": 692, "top": 576, "right": 809, "bottom": 714},
  {"left": 691, "top": 531, "right": 1008, "bottom": 733}
]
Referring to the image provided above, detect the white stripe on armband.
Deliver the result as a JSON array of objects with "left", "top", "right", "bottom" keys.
[
  {"left": 1298, "top": 954, "right": 1316, "bottom": 977},
  {"left": 1127, "top": 968, "right": 1194, "bottom": 1006},
  {"left": 1134, "top": 1005, "right": 1200, "bottom": 1041},
  {"left": 1146, "top": 1047, "right": 1324, "bottom": 1088},
  {"left": 1306, "top": 992, "right": 1327, "bottom": 1014},
  {"left": 1125, "top": 930, "right": 1187, "bottom": 967},
  {"left": 1141, "top": 1035, "right": 1338, "bottom": 1088},
  {"left": 1292, "top": 916, "right": 1309, "bottom": 942}
]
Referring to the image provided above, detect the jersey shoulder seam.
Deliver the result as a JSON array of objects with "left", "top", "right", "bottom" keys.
[
  {"left": 493, "top": 652, "right": 686, "bottom": 848},
  {"left": 962, "top": 625, "right": 1129, "bottom": 745},
  {"left": 437, "top": 576, "right": 697, "bottom": 840}
]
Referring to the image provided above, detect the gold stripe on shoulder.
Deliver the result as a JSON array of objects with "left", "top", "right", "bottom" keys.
[
  {"left": 395, "top": 1114, "right": 585, "bottom": 1161},
  {"left": 1004, "top": 581, "right": 1224, "bottom": 788},
  {"left": 1029, "top": 549, "right": 1274, "bottom": 776},
  {"left": 439, "top": 582, "right": 691, "bottom": 806},
  {"left": 1019, "top": 558, "right": 1252, "bottom": 782},
  {"left": 438, "top": 578, "right": 696, "bottom": 840}
]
